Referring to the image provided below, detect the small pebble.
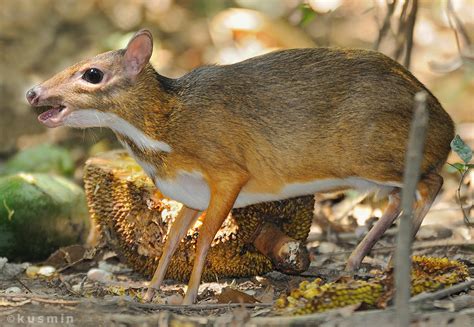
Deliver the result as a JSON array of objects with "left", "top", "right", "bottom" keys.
[
  {"left": 87, "top": 268, "right": 113, "bottom": 283},
  {"left": 5, "top": 286, "right": 22, "bottom": 294},
  {"left": 165, "top": 294, "right": 183, "bottom": 305},
  {"left": 25, "top": 265, "right": 40, "bottom": 278},
  {"left": 72, "top": 284, "right": 82, "bottom": 293},
  {"left": 98, "top": 260, "right": 121, "bottom": 273},
  {"left": 38, "top": 266, "right": 56, "bottom": 277},
  {"left": 317, "top": 241, "right": 340, "bottom": 254}
]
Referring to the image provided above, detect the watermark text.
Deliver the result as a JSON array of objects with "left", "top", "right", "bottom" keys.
[{"left": 6, "top": 313, "right": 74, "bottom": 325}]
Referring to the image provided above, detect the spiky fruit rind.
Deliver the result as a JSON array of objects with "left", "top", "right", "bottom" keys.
[
  {"left": 83, "top": 151, "right": 313, "bottom": 281},
  {"left": 276, "top": 256, "right": 469, "bottom": 315},
  {"left": 275, "top": 278, "right": 383, "bottom": 315},
  {"left": 411, "top": 255, "right": 469, "bottom": 295}
]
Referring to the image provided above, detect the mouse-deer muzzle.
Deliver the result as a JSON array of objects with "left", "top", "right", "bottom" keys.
[{"left": 27, "top": 84, "right": 70, "bottom": 128}]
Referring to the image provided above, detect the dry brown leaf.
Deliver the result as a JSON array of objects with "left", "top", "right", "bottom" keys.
[
  {"left": 44, "top": 244, "right": 87, "bottom": 267},
  {"left": 216, "top": 287, "right": 260, "bottom": 304},
  {"left": 164, "top": 293, "right": 184, "bottom": 305}
]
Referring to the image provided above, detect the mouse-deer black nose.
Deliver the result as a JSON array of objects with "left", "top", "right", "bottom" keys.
[{"left": 26, "top": 88, "right": 39, "bottom": 105}]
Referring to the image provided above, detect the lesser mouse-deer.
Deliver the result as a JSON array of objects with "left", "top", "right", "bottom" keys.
[{"left": 27, "top": 30, "right": 454, "bottom": 304}]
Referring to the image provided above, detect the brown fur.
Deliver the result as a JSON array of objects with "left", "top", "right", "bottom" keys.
[
  {"left": 29, "top": 31, "right": 454, "bottom": 303},
  {"left": 35, "top": 47, "right": 454, "bottom": 190}
]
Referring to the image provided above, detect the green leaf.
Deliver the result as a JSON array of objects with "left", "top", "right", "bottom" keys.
[
  {"left": 451, "top": 162, "right": 466, "bottom": 173},
  {"left": 450, "top": 135, "right": 473, "bottom": 164},
  {"left": 300, "top": 4, "right": 317, "bottom": 27}
]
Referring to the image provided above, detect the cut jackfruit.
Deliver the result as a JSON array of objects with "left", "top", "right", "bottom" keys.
[
  {"left": 275, "top": 255, "right": 469, "bottom": 315},
  {"left": 83, "top": 150, "right": 314, "bottom": 281}
]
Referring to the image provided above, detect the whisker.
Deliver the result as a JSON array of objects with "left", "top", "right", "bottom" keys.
[
  {"left": 93, "top": 111, "right": 104, "bottom": 133},
  {"left": 89, "top": 129, "right": 99, "bottom": 143}
]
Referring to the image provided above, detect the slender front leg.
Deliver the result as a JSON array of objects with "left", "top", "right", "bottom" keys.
[
  {"left": 182, "top": 175, "right": 248, "bottom": 304},
  {"left": 144, "top": 206, "right": 200, "bottom": 301}
]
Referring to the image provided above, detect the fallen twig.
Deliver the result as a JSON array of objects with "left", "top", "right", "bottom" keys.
[
  {"left": 30, "top": 297, "right": 82, "bottom": 305},
  {"left": 0, "top": 294, "right": 80, "bottom": 305},
  {"left": 0, "top": 293, "right": 272, "bottom": 311},
  {"left": 14, "top": 276, "right": 33, "bottom": 294},
  {"left": 56, "top": 257, "right": 86, "bottom": 273},
  {"left": 433, "top": 294, "right": 474, "bottom": 312},
  {"left": 104, "top": 298, "right": 273, "bottom": 311},
  {"left": 410, "top": 279, "right": 474, "bottom": 304}
]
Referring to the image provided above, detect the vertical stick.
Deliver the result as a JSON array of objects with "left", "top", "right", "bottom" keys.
[
  {"left": 403, "top": 0, "right": 418, "bottom": 69},
  {"left": 395, "top": 91, "right": 428, "bottom": 327}
]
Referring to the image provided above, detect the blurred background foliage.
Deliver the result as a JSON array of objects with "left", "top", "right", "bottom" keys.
[{"left": 0, "top": 0, "right": 473, "bottom": 182}]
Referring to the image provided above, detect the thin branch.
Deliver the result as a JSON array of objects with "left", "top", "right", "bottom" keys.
[
  {"left": 374, "top": 0, "right": 398, "bottom": 50},
  {"left": 14, "top": 276, "right": 33, "bottom": 294},
  {"left": 403, "top": 0, "right": 418, "bottom": 68},
  {"left": 56, "top": 257, "right": 86, "bottom": 273},
  {"left": 394, "top": 0, "right": 411, "bottom": 61},
  {"left": 395, "top": 91, "right": 429, "bottom": 327},
  {"left": 447, "top": 0, "right": 472, "bottom": 55},
  {"left": 410, "top": 279, "right": 474, "bottom": 303},
  {"left": 457, "top": 168, "right": 473, "bottom": 227}
]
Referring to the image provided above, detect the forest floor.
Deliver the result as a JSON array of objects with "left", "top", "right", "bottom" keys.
[{"left": 1, "top": 170, "right": 473, "bottom": 326}]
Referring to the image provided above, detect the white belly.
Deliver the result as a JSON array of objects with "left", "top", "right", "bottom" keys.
[
  {"left": 154, "top": 171, "right": 211, "bottom": 211},
  {"left": 122, "top": 146, "right": 399, "bottom": 210},
  {"left": 152, "top": 169, "right": 399, "bottom": 211}
]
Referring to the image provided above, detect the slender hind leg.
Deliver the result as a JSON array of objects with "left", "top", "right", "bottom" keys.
[
  {"left": 345, "top": 172, "right": 443, "bottom": 271},
  {"left": 411, "top": 172, "right": 443, "bottom": 237},
  {"left": 345, "top": 189, "right": 402, "bottom": 271},
  {"left": 386, "top": 172, "right": 444, "bottom": 267}
]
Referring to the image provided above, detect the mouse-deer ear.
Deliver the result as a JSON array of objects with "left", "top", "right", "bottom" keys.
[{"left": 123, "top": 29, "right": 153, "bottom": 78}]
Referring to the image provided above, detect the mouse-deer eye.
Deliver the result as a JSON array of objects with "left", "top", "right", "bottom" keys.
[{"left": 82, "top": 68, "right": 104, "bottom": 84}]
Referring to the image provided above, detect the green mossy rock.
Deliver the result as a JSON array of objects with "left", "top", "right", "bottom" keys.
[
  {"left": 0, "top": 173, "right": 89, "bottom": 261},
  {"left": 2, "top": 144, "right": 74, "bottom": 177}
]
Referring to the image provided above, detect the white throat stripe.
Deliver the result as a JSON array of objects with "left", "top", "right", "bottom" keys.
[{"left": 64, "top": 109, "right": 172, "bottom": 152}]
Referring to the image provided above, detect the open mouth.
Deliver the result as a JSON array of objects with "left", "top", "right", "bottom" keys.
[{"left": 37, "top": 105, "right": 70, "bottom": 127}]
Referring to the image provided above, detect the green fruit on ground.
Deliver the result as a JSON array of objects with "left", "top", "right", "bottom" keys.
[
  {"left": 2, "top": 144, "right": 74, "bottom": 177},
  {"left": 0, "top": 173, "right": 89, "bottom": 261}
]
